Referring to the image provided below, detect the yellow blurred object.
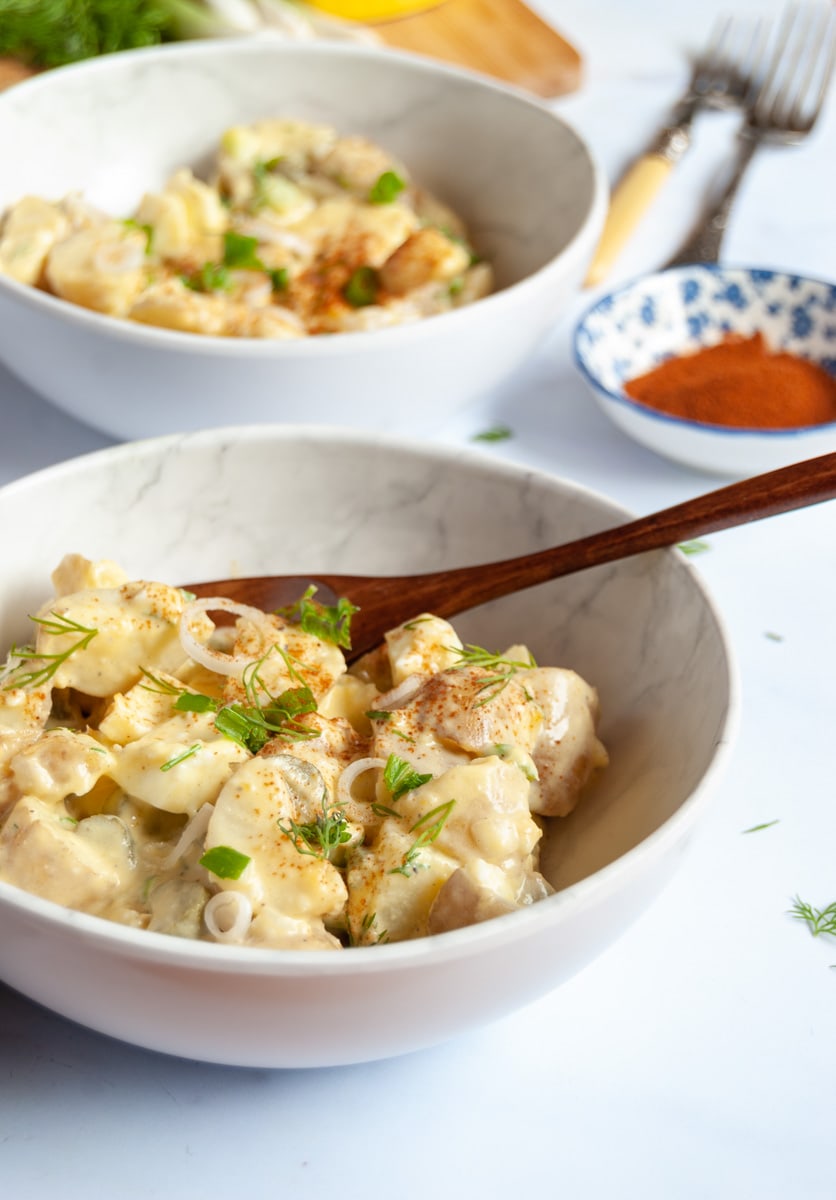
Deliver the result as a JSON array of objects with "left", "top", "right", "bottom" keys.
[{"left": 305, "top": 0, "right": 444, "bottom": 20}]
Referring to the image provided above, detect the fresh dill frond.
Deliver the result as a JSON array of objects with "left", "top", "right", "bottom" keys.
[
  {"left": 139, "top": 668, "right": 186, "bottom": 696},
  {"left": 0, "top": 0, "right": 174, "bottom": 69},
  {"left": 3, "top": 611, "right": 98, "bottom": 690},
  {"left": 278, "top": 801, "right": 353, "bottom": 861},
  {"left": 448, "top": 643, "right": 536, "bottom": 706},
  {"left": 788, "top": 896, "right": 836, "bottom": 938},
  {"left": 389, "top": 800, "right": 455, "bottom": 877}
]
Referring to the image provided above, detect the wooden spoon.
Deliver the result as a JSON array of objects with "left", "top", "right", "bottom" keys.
[{"left": 188, "top": 450, "right": 836, "bottom": 662}]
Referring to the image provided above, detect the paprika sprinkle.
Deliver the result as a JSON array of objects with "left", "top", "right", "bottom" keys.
[{"left": 623, "top": 332, "right": 836, "bottom": 429}]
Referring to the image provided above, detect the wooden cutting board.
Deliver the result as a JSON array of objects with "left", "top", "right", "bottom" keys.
[
  {"left": 372, "top": 0, "right": 583, "bottom": 97},
  {"left": 0, "top": 0, "right": 582, "bottom": 99},
  {"left": 0, "top": 58, "right": 35, "bottom": 90}
]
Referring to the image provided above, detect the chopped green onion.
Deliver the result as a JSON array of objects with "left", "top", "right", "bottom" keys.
[
  {"left": 343, "top": 266, "right": 379, "bottom": 308},
  {"left": 123, "top": 218, "right": 154, "bottom": 254},
  {"left": 472, "top": 424, "right": 513, "bottom": 443},
  {"left": 743, "top": 820, "right": 780, "bottom": 833},
  {"left": 160, "top": 742, "right": 201, "bottom": 771},
  {"left": 199, "top": 845, "right": 251, "bottom": 880},
  {"left": 174, "top": 692, "right": 217, "bottom": 714},
  {"left": 368, "top": 170, "right": 406, "bottom": 204},
  {"left": 181, "top": 262, "right": 231, "bottom": 293},
  {"left": 222, "top": 230, "right": 263, "bottom": 271}
]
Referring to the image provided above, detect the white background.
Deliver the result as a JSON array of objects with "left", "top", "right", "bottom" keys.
[{"left": 2, "top": 2, "right": 835, "bottom": 1197}]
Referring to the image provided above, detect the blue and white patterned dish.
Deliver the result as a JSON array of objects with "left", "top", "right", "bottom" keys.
[{"left": 573, "top": 265, "right": 836, "bottom": 477}]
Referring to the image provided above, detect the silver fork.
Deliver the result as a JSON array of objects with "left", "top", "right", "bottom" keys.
[
  {"left": 584, "top": 18, "right": 761, "bottom": 286},
  {"left": 666, "top": 2, "right": 836, "bottom": 268}
]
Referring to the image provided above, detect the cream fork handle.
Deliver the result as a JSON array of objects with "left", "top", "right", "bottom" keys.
[
  {"left": 584, "top": 153, "right": 675, "bottom": 286},
  {"left": 665, "top": 133, "right": 760, "bottom": 267},
  {"left": 584, "top": 119, "right": 696, "bottom": 287}
]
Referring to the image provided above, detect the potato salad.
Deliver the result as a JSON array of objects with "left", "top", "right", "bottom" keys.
[
  {"left": 0, "top": 119, "right": 492, "bottom": 337},
  {"left": 0, "top": 556, "right": 607, "bottom": 950}
]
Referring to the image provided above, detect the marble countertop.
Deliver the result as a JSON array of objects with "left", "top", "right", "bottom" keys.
[{"left": 2, "top": 2, "right": 834, "bottom": 1197}]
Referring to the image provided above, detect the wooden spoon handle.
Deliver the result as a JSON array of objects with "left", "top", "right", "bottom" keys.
[
  {"left": 298, "top": 449, "right": 836, "bottom": 652},
  {"left": 190, "top": 451, "right": 836, "bottom": 659},
  {"left": 409, "top": 449, "right": 836, "bottom": 620}
]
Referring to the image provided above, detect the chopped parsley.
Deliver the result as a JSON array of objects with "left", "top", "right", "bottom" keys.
[
  {"left": 140, "top": 649, "right": 318, "bottom": 755},
  {"left": 678, "top": 539, "right": 710, "bottom": 556},
  {"left": 199, "top": 845, "right": 252, "bottom": 880},
  {"left": 213, "top": 684, "right": 317, "bottom": 754},
  {"left": 276, "top": 584, "right": 358, "bottom": 650}
]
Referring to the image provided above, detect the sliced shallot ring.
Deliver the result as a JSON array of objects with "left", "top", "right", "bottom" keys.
[
  {"left": 375, "top": 674, "right": 423, "bottom": 710},
  {"left": 231, "top": 218, "right": 313, "bottom": 256},
  {"left": 179, "top": 596, "right": 276, "bottom": 677},
  {"left": 337, "top": 756, "right": 386, "bottom": 807},
  {"left": 204, "top": 890, "right": 253, "bottom": 943},
  {"left": 159, "top": 802, "right": 214, "bottom": 871}
]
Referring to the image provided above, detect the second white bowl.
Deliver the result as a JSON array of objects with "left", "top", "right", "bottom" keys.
[{"left": 0, "top": 39, "right": 606, "bottom": 439}]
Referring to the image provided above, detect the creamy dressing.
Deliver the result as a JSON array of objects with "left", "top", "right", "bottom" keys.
[
  {"left": 0, "top": 119, "right": 493, "bottom": 339},
  {"left": 0, "top": 562, "right": 607, "bottom": 950}
]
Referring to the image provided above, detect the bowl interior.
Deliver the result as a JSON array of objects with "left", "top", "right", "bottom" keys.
[
  {"left": 0, "top": 428, "right": 733, "bottom": 897},
  {"left": 0, "top": 39, "right": 598, "bottom": 291},
  {"left": 575, "top": 266, "right": 836, "bottom": 401}
]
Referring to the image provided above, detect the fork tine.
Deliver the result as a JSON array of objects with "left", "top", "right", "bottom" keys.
[
  {"left": 801, "top": 6, "right": 836, "bottom": 123},
  {"left": 751, "top": 2, "right": 836, "bottom": 133}
]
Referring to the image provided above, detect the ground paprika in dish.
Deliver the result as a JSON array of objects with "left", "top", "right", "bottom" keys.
[{"left": 623, "top": 332, "right": 836, "bottom": 429}]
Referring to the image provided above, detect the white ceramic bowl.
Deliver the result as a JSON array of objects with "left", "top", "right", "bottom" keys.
[
  {"left": 0, "top": 38, "right": 606, "bottom": 440},
  {"left": 0, "top": 427, "right": 737, "bottom": 1067},
  {"left": 573, "top": 265, "right": 836, "bottom": 477}
]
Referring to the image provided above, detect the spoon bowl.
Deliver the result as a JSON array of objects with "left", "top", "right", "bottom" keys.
[{"left": 188, "top": 450, "right": 836, "bottom": 660}]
